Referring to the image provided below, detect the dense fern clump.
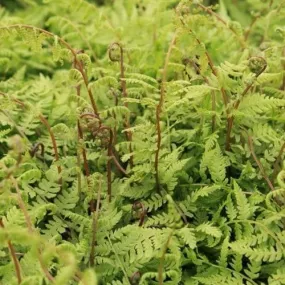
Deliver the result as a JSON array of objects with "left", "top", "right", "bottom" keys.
[{"left": 0, "top": 0, "right": 285, "bottom": 284}]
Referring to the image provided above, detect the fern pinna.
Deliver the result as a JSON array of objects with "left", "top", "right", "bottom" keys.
[{"left": 0, "top": 0, "right": 285, "bottom": 284}]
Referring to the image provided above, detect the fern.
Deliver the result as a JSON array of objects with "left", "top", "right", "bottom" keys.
[
  {"left": 200, "top": 144, "right": 230, "bottom": 183},
  {"left": 1, "top": 0, "right": 285, "bottom": 284},
  {"left": 233, "top": 181, "right": 251, "bottom": 220},
  {"left": 196, "top": 222, "right": 222, "bottom": 238}
]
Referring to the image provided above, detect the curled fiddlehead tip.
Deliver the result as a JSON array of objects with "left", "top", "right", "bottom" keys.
[
  {"left": 248, "top": 56, "right": 267, "bottom": 76},
  {"left": 76, "top": 49, "right": 85, "bottom": 54},
  {"left": 80, "top": 112, "right": 100, "bottom": 120},
  {"left": 108, "top": 42, "right": 123, "bottom": 62},
  {"left": 29, "top": 142, "right": 45, "bottom": 158},
  {"left": 277, "top": 161, "right": 285, "bottom": 189},
  {"left": 175, "top": 1, "right": 190, "bottom": 16},
  {"left": 130, "top": 271, "right": 141, "bottom": 284},
  {"left": 277, "top": 170, "right": 285, "bottom": 189}
]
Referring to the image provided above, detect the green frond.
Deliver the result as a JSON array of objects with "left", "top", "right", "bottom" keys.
[
  {"left": 144, "top": 193, "right": 167, "bottom": 211},
  {"left": 196, "top": 222, "right": 222, "bottom": 238},
  {"left": 257, "top": 73, "right": 283, "bottom": 85},
  {"left": 18, "top": 168, "right": 42, "bottom": 184},
  {"left": 252, "top": 123, "right": 279, "bottom": 144},
  {"left": 42, "top": 216, "right": 67, "bottom": 238},
  {"left": 218, "top": 236, "right": 229, "bottom": 267},
  {"left": 200, "top": 144, "right": 230, "bottom": 183},
  {"left": 89, "top": 76, "right": 119, "bottom": 89},
  {"left": 125, "top": 73, "right": 158, "bottom": 85},
  {"left": 233, "top": 181, "right": 251, "bottom": 220},
  {"left": 237, "top": 94, "right": 285, "bottom": 118},
  {"left": 225, "top": 193, "right": 238, "bottom": 221},
  {"left": 177, "top": 227, "right": 197, "bottom": 249},
  {"left": 160, "top": 158, "right": 189, "bottom": 191},
  {"left": 122, "top": 78, "right": 159, "bottom": 92},
  {"left": 230, "top": 253, "right": 243, "bottom": 272},
  {"left": 100, "top": 106, "right": 130, "bottom": 120},
  {"left": 79, "top": 269, "right": 98, "bottom": 285},
  {"left": 268, "top": 268, "right": 285, "bottom": 285},
  {"left": 244, "top": 260, "right": 261, "bottom": 280},
  {"left": 230, "top": 242, "right": 283, "bottom": 262},
  {"left": 0, "top": 127, "right": 12, "bottom": 143},
  {"left": 54, "top": 188, "right": 79, "bottom": 210},
  {"left": 69, "top": 68, "right": 83, "bottom": 85},
  {"left": 1, "top": 1, "right": 285, "bottom": 284},
  {"left": 191, "top": 185, "right": 221, "bottom": 202}
]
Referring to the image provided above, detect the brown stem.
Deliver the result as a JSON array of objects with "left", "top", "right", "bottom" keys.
[
  {"left": 272, "top": 141, "right": 285, "bottom": 180},
  {"left": 77, "top": 151, "right": 82, "bottom": 195},
  {"left": 0, "top": 92, "right": 26, "bottom": 108},
  {"left": 0, "top": 94, "right": 30, "bottom": 141},
  {"left": 247, "top": 135, "right": 275, "bottom": 191},
  {"left": 225, "top": 57, "right": 267, "bottom": 151},
  {"left": 110, "top": 88, "right": 118, "bottom": 144},
  {"left": 108, "top": 42, "right": 134, "bottom": 168},
  {"left": 132, "top": 201, "right": 146, "bottom": 227},
  {"left": 0, "top": 219, "right": 22, "bottom": 284},
  {"left": 38, "top": 254, "right": 55, "bottom": 283},
  {"left": 111, "top": 151, "right": 128, "bottom": 176},
  {"left": 196, "top": 3, "right": 246, "bottom": 48},
  {"left": 182, "top": 58, "right": 217, "bottom": 131},
  {"left": 89, "top": 177, "right": 102, "bottom": 266},
  {"left": 211, "top": 90, "right": 216, "bottom": 132},
  {"left": 78, "top": 64, "right": 99, "bottom": 116},
  {"left": 107, "top": 154, "right": 112, "bottom": 202},
  {"left": 85, "top": 122, "right": 114, "bottom": 201},
  {"left": 0, "top": 24, "right": 99, "bottom": 116},
  {"left": 10, "top": 176, "right": 55, "bottom": 282},
  {"left": 158, "top": 231, "right": 174, "bottom": 285},
  {"left": 75, "top": 84, "right": 95, "bottom": 211},
  {"left": 99, "top": 126, "right": 113, "bottom": 202},
  {"left": 0, "top": 92, "right": 62, "bottom": 184},
  {"left": 76, "top": 86, "right": 90, "bottom": 179},
  {"left": 77, "top": 120, "right": 95, "bottom": 212},
  {"left": 244, "top": 0, "right": 275, "bottom": 41},
  {"left": 244, "top": 16, "right": 258, "bottom": 41},
  {"left": 281, "top": 47, "right": 285, "bottom": 91},
  {"left": 77, "top": 122, "right": 90, "bottom": 178},
  {"left": 38, "top": 114, "right": 62, "bottom": 184},
  {"left": 29, "top": 142, "right": 45, "bottom": 158},
  {"left": 56, "top": 16, "right": 97, "bottom": 62},
  {"left": 108, "top": 43, "right": 128, "bottom": 101},
  {"left": 155, "top": 32, "right": 177, "bottom": 192},
  {"left": 205, "top": 49, "right": 229, "bottom": 108},
  {"left": 81, "top": 113, "right": 127, "bottom": 195},
  {"left": 198, "top": 3, "right": 227, "bottom": 25},
  {"left": 178, "top": 17, "right": 229, "bottom": 129}
]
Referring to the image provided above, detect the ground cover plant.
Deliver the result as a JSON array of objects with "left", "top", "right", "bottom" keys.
[{"left": 0, "top": 0, "right": 285, "bottom": 284}]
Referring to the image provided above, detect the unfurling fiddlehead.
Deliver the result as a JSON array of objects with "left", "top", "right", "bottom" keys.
[
  {"left": 80, "top": 113, "right": 127, "bottom": 201},
  {"left": 108, "top": 42, "right": 134, "bottom": 168},
  {"left": 226, "top": 57, "right": 267, "bottom": 151},
  {"left": 29, "top": 142, "right": 45, "bottom": 158}
]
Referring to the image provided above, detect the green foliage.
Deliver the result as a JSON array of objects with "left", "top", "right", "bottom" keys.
[{"left": 0, "top": 0, "right": 285, "bottom": 284}]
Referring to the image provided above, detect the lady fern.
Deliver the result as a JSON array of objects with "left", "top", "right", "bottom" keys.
[{"left": 0, "top": 0, "right": 285, "bottom": 284}]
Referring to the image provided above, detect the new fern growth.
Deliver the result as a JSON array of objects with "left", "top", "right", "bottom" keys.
[{"left": 0, "top": 0, "right": 285, "bottom": 284}]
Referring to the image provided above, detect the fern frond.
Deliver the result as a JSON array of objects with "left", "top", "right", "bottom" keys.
[
  {"left": 233, "top": 181, "right": 251, "bottom": 220},
  {"left": 196, "top": 222, "right": 222, "bottom": 238}
]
